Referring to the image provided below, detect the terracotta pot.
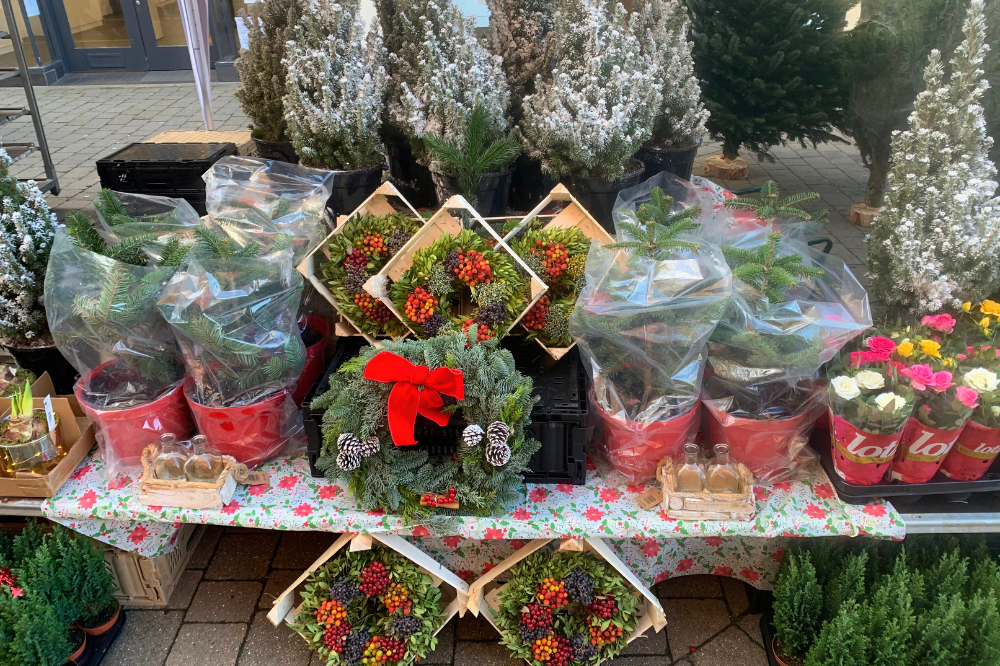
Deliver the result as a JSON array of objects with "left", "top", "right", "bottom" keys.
[
  {"left": 830, "top": 411, "right": 902, "bottom": 485},
  {"left": 293, "top": 315, "right": 330, "bottom": 407},
  {"left": 185, "top": 383, "right": 295, "bottom": 467},
  {"left": 939, "top": 419, "right": 1000, "bottom": 481},
  {"left": 68, "top": 629, "right": 86, "bottom": 664},
  {"left": 76, "top": 365, "right": 194, "bottom": 469},
  {"left": 771, "top": 637, "right": 794, "bottom": 666},
  {"left": 79, "top": 601, "right": 120, "bottom": 637},
  {"left": 890, "top": 416, "right": 967, "bottom": 484},
  {"left": 591, "top": 390, "right": 701, "bottom": 482}
]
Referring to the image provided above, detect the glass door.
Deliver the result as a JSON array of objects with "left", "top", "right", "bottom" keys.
[
  {"left": 49, "top": 0, "right": 149, "bottom": 71},
  {"left": 134, "top": 0, "right": 209, "bottom": 70}
]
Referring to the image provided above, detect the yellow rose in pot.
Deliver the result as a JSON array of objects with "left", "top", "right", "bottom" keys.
[
  {"left": 963, "top": 367, "right": 999, "bottom": 393},
  {"left": 854, "top": 370, "right": 885, "bottom": 391},
  {"left": 831, "top": 376, "right": 861, "bottom": 400}
]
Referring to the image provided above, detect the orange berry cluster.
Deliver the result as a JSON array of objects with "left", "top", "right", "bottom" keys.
[
  {"left": 421, "top": 487, "right": 456, "bottom": 508},
  {"left": 522, "top": 296, "right": 550, "bottom": 331},
  {"left": 462, "top": 320, "right": 491, "bottom": 342},
  {"left": 361, "top": 635, "right": 407, "bottom": 665},
  {"left": 355, "top": 293, "right": 393, "bottom": 323},
  {"left": 531, "top": 635, "right": 571, "bottom": 664},
  {"left": 356, "top": 231, "right": 388, "bottom": 258},
  {"left": 405, "top": 287, "right": 438, "bottom": 324},
  {"left": 382, "top": 582, "right": 412, "bottom": 615},
  {"left": 454, "top": 249, "right": 492, "bottom": 287},
  {"left": 532, "top": 240, "right": 569, "bottom": 279},
  {"left": 535, "top": 578, "right": 568, "bottom": 608},
  {"left": 315, "top": 599, "right": 348, "bottom": 627},
  {"left": 587, "top": 618, "right": 622, "bottom": 647}
]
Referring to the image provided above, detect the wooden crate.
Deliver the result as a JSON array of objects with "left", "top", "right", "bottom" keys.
[
  {"left": 656, "top": 459, "right": 755, "bottom": 521},
  {"left": 466, "top": 537, "right": 666, "bottom": 652},
  {"left": 297, "top": 182, "right": 424, "bottom": 345},
  {"left": 100, "top": 523, "right": 206, "bottom": 608},
  {"left": 137, "top": 446, "right": 241, "bottom": 511},
  {"left": 369, "top": 194, "right": 548, "bottom": 339},
  {"left": 146, "top": 130, "right": 254, "bottom": 156}
]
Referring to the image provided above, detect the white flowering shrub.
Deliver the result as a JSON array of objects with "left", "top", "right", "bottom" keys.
[
  {"left": 519, "top": 0, "right": 661, "bottom": 180},
  {"left": 635, "top": 0, "right": 708, "bottom": 149},
  {"left": 0, "top": 149, "right": 57, "bottom": 345},
  {"left": 284, "top": 0, "right": 387, "bottom": 170},
  {"left": 389, "top": 0, "right": 510, "bottom": 165},
  {"left": 867, "top": 0, "right": 1000, "bottom": 314},
  {"left": 485, "top": 0, "right": 553, "bottom": 122}
]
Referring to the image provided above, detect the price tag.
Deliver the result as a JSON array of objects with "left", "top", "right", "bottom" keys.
[
  {"left": 43, "top": 395, "right": 56, "bottom": 433},
  {"left": 636, "top": 487, "right": 663, "bottom": 510},
  {"left": 244, "top": 471, "right": 269, "bottom": 485}
]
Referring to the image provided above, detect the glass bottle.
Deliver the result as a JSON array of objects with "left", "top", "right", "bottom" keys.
[
  {"left": 674, "top": 442, "right": 705, "bottom": 492},
  {"left": 153, "top": 433, "right": 189, "bottom": 481},
  {"left": 184, "top": 435, "right": 226, "bottom": 482},
  {"left": 706, "top": 443, "right": 741, "bottom": 494}
]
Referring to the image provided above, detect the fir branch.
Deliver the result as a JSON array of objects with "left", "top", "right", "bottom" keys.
[
  {"left": 721, "top": 231, "right": 824, "bottom": 303},
  {"left": 605, "top": 188, "right": 701, "bottom": 261}
]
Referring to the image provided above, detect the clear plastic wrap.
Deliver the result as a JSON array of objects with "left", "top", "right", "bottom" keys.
[
  {"left": 202, "top": 156, "right": 333, "bottom": 262},
  {"left": 157, "top": 247, "right": 306, "bottom": 466},
  {"left": 92, "top": 191, "right": 202, "bottom": 265},
  {"left": 43, "top": 230, "right": 193, "bottom": 477},
  {"left": 570, "top": 180, "right": 733, "bottom": 482}
]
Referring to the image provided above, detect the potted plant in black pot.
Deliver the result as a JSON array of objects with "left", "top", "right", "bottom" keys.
[
  {"left": 235, "top": 0, "right": 303, "bottom": 162},
  {"left": 284, "top": 0, "right": 388, "bottom": 221},
  {"left": 519, "top": 0, "right": 660, "bottom": 231},
  {"left": 0, "top": 148, "right": 76, "bottom": 393},
  {"left": 634, "top": 0, "right": 709, "bottom": 181}
]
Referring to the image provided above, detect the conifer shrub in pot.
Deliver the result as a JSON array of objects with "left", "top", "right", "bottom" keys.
[{"left": 284, "top": 0, "right": 388, "bottom": 221}]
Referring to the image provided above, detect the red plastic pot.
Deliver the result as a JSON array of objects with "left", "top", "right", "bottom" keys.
[
  {"left": 890, "top": 416, "right": 967, "bottom": 484},
  {"left": 939, "top": 419, "right": 1000, "bottom": 481},
  {"left": 293, "top": 314, "right": 330, "bottom": 407},
  {"left": 830, "top": 411, "right": 901, "bottom": 485},
  {"left": 591, "top": 390, "right": 701, "bottom": 482},
  {"left": 703, "top": 399, "right": 820, "bottom": 480},
  {"left": 185, "top": 383, "right": 296, "bottom": 467},
  {"left": 75, "top": 365, "right": 194, "bottom": 469}
]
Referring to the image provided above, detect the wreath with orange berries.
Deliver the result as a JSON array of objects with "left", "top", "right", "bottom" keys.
[
  {"left": 494, "top": 550, "right": 639, "bottom": 666},
  {"left": 389, "top": 229, "right": 528, "bottom": 340},
  {"left": 295, "top": 546, "right": 444, "bottom": 666}
]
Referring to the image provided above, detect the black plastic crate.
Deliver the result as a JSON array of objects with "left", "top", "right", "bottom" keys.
[{"left": 303, "top": 336, "right": 366, "bottom": 479}]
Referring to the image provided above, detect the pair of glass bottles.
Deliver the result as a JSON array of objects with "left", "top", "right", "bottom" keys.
[
  {"left": 675, "top": 442, "right": 740, "bottom": 494},
  {"left": 153, "top": 433, "right": 227, "bottom": 483}
]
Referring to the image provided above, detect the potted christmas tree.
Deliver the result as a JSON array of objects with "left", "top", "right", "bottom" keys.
[
  {"left": 569, "top": 184, "right": 731, "bottom": 482},
  {"left": 634, "top": 0, "right": 709, "bottom": 181},
  {"left": 0, "top": 148, "right": 74, "bottom": 393},
  {"left": 158, "top": 228, "right": 306, "bottom": 467},
  {"left": 235, "top": 0, "right": 303, "bottom": 162},
  {"left": 520, "top": 0, "right": 660, "bottom": 230},
  {"left": 284, "top": 0, "right": 388, "bottom": 220}
]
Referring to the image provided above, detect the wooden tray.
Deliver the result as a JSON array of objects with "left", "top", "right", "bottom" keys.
[
  {"left": 656, "top": 458, "right": 755, "bottom": 520},
  {"left": 138, "top": 446, "right": 243, "bottom": 510}
]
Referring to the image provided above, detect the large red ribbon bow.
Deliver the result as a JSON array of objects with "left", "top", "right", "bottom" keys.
[{"left": 363, "top": 351, "right": 465, "bottom": 446}]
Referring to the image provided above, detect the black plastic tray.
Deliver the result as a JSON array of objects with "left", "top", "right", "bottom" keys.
[
  {"left": 759, "top": 614, "right": 781, "bottom": 666},
  {"left": 76, "top": 608, "right": 127, "bottom": 666},
  {"left": 814, "top": 427, "right": 1000, "bottom": 505}
]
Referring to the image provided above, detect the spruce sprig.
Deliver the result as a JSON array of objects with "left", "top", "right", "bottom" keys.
[
  {"left": 604, "top": 187, "right": 701, "bottom": 262},
  {"left": 724, "top": 180, "right": 827, "bottom": 222},
  {"left": 721, "top": 231, "right": 824, "bottom": 303}
]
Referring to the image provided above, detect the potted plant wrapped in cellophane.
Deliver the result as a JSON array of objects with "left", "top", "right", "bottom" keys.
[{"left": 0, "top": 382, "right": 62, "bottom": 475}]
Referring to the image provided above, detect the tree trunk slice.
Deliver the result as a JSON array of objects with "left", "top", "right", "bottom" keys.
[
  {"left": 703, "top": 155, "right": 749, "bottom": 179},
  {"left": 850, "top": 202, "right": 881, "bottom": 227}
]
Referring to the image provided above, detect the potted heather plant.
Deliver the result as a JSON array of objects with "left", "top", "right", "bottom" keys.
[
  {"left": 235, "top": 0, "right": 303, "bottom": 161},
  {"left": 520, "top": 0, "right": 660, "bottom": 230},
  {"left": 569, "top": 185, "right": 731, "bottom": 482},
  {"left": 284, "top": 0, "right": 388, "bottom": 220},
  {"left": 634, "top": 0, "right": 709, "bottom": 181}
]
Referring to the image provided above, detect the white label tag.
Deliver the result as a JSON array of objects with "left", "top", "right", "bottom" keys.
[{"left": 43, "top": 395, "right": 56, "bottom": 433}]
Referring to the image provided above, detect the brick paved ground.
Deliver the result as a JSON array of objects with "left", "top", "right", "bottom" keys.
[{"left": 0, "top": 83, "right": 873, "bottom": 664}]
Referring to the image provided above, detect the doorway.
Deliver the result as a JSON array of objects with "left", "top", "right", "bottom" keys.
[{"left": 48, "top": 0, "right": 212, "bottom": 71}]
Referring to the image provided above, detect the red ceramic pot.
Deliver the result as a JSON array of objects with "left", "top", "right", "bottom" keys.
[
  {"left": 79, "top": 601, "right": 121, "bottom": 636},
  {"left": 75, "top": 365, "right": 194, "bottom": 469},
  {"left": 292, "top": 314, "right": 330, "bottom": 407},
  {"left": 591, "top": 391, "right": 701, "bottom": 483},
  {"left": 890, "top": 416, "right": 967, "bottom": 484},
  {"left": 830, "top": 411, "right": 901, "bottom": 485},
  {"left": 939, "top": 419, "right": 1000, "bottom": 481},
  {"left": 185, "top": 383, "right": 295, "bottom": 467}
]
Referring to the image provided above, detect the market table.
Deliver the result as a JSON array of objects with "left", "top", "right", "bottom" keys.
[{"left": 37, "top": 450, "right": 903, "bottom": 589}]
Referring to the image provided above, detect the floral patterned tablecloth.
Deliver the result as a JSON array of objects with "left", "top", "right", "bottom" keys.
[{"left": 41, "top": 451, "right": 903, "bottom": 588}]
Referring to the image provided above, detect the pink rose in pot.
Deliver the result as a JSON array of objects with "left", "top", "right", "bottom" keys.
[
  {"left": 956, "top": 386, "right": 979, "bottom": 409},
  {"left": 921, "top": 313, "right": 956, "bottom": 334},
  {"left": 900, "top": 364, "right": 936, "bottom": 391},
  {"left": 927, "top": 371, "right": 954, "bottom": 393}
]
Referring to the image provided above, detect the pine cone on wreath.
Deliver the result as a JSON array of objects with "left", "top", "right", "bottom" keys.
[
  {"left": 338, "top": 433, "right": 363, "bottom": 454},
  {"left": 463, "top": 424, "right": 485, "bottom": 447},
  {"left": 486, "top": 421, "right": 510, "bottom": 448},
  {"left": 358, "top": 436, "right": 380, "bottom": 457},
  {"left": 337, "top": 449, "right": 361, "bottom": 471},
  {"left": 485, "top": 441, "right": 511, "bottom": 466}
]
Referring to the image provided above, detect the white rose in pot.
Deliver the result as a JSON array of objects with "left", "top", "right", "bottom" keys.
[
  {"left": 855, "top": 370, "right": 885, "bottom": 391},
  {"left": 963, "top": 367, "right": 999, "bottom": 393},
  {"left": 831, "top": 376, "right": 860, "bottom": 400},
  {"left": 874, "top": 392, "right": 906, "bottom": 412}
]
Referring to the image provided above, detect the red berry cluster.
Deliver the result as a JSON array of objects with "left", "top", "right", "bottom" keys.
[
  {"left": 522, "top": 296, "right": 550, "bottom": 331},
  {"left": 405, "top": 287, "right": 438, "bottom": 324},
  {"left": 344, "top": 249, "right": 369, "bottom": 270},
  {"left": 532, "top": 240, "right": 569, "bottom": 279},
  {"left": 531, "top": 635, "right": 571, "bottom": 664},
  {"left": 587, "top": 595, "right": 617, "bottom": 619},
  {"left": 535, "top": 578, "right": 568, "bottom": 608},
  {"left": 421, "top": 487, "right": 456, "bottom": 507},
  {"left": 521, "top": 603, "right": 553, "bottom": 632},
  {"left": 361, "top": 635, "right": 407, "bottom": 665},
  {"left": 356, "top": 231, "right": 388, "bottom": 258},
  {"left": 359, "top": 561, "right": 390, "bottom": 597},
  {"left": 454, "top": 249, "right": 492, "bottom": 287},
  {"left": 462, "top": 320, "right": 491, "bottom": 342},
  {"left": 587, "top": 618, "right": 622, "bottom": 647},
  {"left": 355, "top": 293, "right": 393, "bottom": 323},
  {"left": 322, "top": 619, "right": 352, "bottom": 652}
]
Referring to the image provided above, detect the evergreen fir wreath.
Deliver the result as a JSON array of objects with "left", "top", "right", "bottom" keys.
[
  {"left": 494, "top": 550, "right": 639, "bottom": 666},
  {"left": 294, "top": 545, "right": 444, "bottom": 666},
  {"left": 388, "top": 230, "right": 528, "bottom": 341},
  {"left": 313, "top": 330, "right": 540, "bottom": 519},
  {"left": 511, "top": 227, "right": 590, "bottom": 348},
  {"left": 322, "top": 212, "right": 423, "bottom": 338}
]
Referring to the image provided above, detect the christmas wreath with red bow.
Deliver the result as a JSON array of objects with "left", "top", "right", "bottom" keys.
[{"left": 313, "top": 329, "right": 541, "bottom": 519}]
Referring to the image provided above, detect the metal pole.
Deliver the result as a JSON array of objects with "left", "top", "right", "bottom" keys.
[{"left": 0, "top": 0, "right": 57, "bottom": 194}]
